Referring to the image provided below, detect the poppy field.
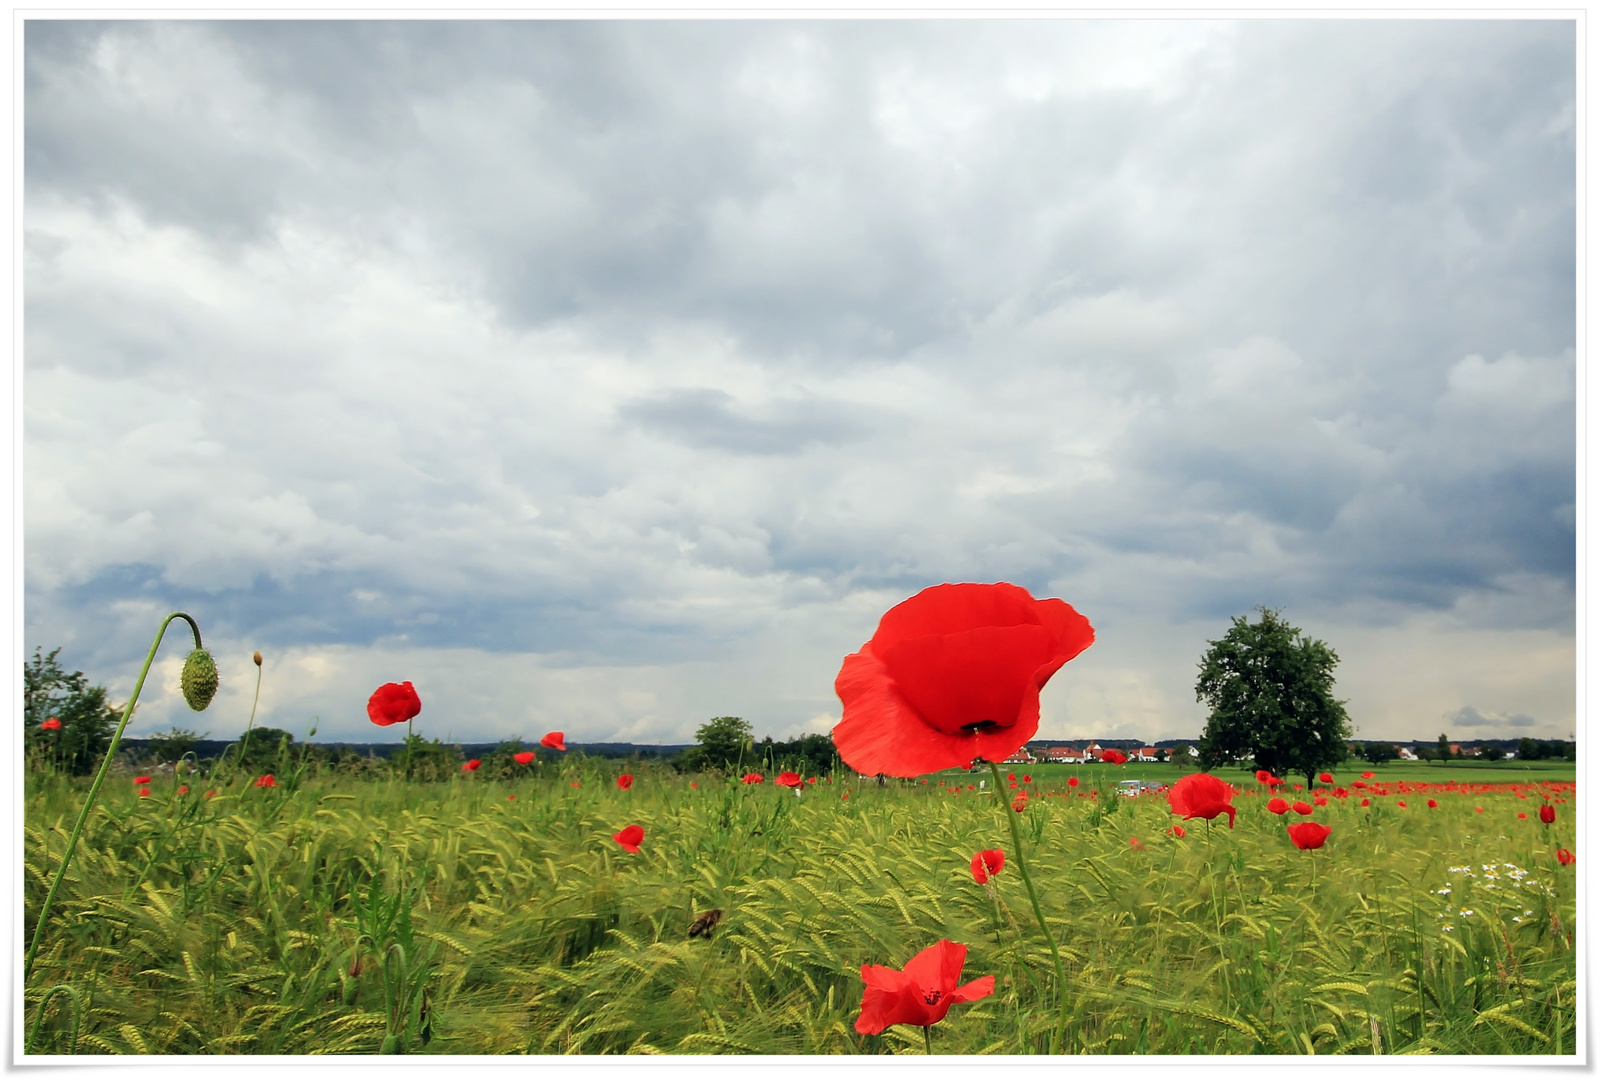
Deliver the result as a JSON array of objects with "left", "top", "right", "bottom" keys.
[{"left": 22, "top": 758, "right": 1576, "bottom": 1056}]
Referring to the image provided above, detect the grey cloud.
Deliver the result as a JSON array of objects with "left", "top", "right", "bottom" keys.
[
  {"left": 619, "top": 388, "right": 874, "bottom": 455},
  {"left": 1446, "top": 706, "right": 1537, "bottom": 730}
]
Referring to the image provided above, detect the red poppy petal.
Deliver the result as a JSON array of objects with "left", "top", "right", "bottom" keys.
[
  {"left": 833, "top": 649, "right": 1042, "bottom": 776},
  {"left": 879, "top": 624, "right": 1056, "bottom": 734},
  {"left": 871, "top": 582, "right": 1042, "bottom": 650},
  {"left": 901, "top": 939, "right": 967, "bottom": 999},
  {"left": 949, "top": 974, "right": 996, "bottom": 1005}
]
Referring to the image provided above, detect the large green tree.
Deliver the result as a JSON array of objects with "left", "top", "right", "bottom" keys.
[
  {"left": 23, "top": 647, "right": 120, "bottom": 775},
  {"left": 677, "top": 716, "right": 753, "bottom": 773},
  {"left": 1195, "top": 608, "right": 1352, "bottom": 787}
]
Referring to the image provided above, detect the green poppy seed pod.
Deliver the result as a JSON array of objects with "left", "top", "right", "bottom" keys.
[{"left": 181, "top": 648, "right": 219, "bottom": 711}]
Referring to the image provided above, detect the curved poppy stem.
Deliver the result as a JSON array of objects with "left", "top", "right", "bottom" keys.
[
  {"left": 237, "top": 656, "right": 263, "bottom": 779},
  {"left": 987, "top": 760, "right": 1071, "bottom": 1054},
  {"left": 25, "top": 612, "right": 203, "bottom": 986},
  {"left": 922, "top": 1025, "right": 932, "bottom": 1056}
]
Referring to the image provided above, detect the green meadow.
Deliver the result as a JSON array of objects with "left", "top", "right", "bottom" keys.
[{"left": 23, "top": 759, "right": 1576, "bottom": 1056}]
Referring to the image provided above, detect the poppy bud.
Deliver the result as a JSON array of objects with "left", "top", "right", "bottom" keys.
[
  {"left": 180, "top": 648, "right": 219, "bottom": 711},
  {"left": 253, "top": 650, "right": 263, "bottom": 667},
  {"left": 1539, "top": 804, "right": 1555, "bottom": 824}
]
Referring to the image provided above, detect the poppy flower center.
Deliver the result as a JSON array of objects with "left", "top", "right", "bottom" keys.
[{"left": 923, "top": 989, "right": 944, "bottom": 1006}]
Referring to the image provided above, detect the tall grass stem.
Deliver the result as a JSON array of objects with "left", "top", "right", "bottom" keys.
[{"left": 24, "top": 612, "right": 204, "bottom": 985}]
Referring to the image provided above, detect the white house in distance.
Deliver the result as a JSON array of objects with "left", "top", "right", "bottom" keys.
[
  {"left": 1397, "top": 746, "right": 1419, "bottom": 761},
  {"left": 1133, "top": 747, "right": 1161, "bottom": 762}
]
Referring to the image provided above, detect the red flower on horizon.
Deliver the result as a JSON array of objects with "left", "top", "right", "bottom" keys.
[
  {"left": 463, "top": 759, "right": 481, "bottom": 772},
  {"left": 367, "top": 681, "right": 421, "bottom": 727},
  {"left": 1166, "top": 773, "right": 1237, "bottom": 828},
  {"left": 854, "top": 940, "right": 995, "bottom": 1035},
  {"left": 40, "top": 717, "right": 61, "bottom": 731},
  {"left": 1287, "top": 822, "right": 1332, "bottom": 850},
  {"left": 541, "top": 731, "right": 567, "bottom": 751},
  {"left": 1100, "top": 749, "right": 1129, "bottom": 765},
  {"left": 1556, "top": 847, "right": 1575, "bottom": 867},
  {"left": 1291, "top": 801, "right": 1313, "bottom": 816},
  {"left": 1068, "top": 776, "right": 1079, "bottom": 788},
  {"left": 617, "top": 774, "right": 634, "bottom": 790},
  {"left": 1539, "top": 804, "right": 1556, "bottom": 824},
  {"left": 776, "top": 772, "right": 803, "bottom": 788},
  {"left": 1267, "top": 797, "right": 1290, "bottom": 815},
  {"left": 831, "top": 583, "right": 1094, "bottom": 777},
  {"left": 1361, "top": 771, "right": 1375, "bottom": 779},
  {"left": 514, "top": 751, "right": 536, "bottom": 765},
  {"left": 1319, "top": 772, "right": 1334, "bottom": 784},
  {"left": 970, "top": 849, "right": 1004, "bottom": 884},
  {"left": 742, "top": 773, "right": 764, "bottom": 784},
  {"left": 612, "top": 824, "right": 645, "bottom": 853}
]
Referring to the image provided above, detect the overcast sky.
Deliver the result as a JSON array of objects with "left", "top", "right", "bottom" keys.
[{"left": 24, "top": 19, "right": 1575, "bottom": 747}]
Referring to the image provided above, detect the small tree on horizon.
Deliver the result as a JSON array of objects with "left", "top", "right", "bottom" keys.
[{"left": 1195, "top": 608, "right": 1352, "bottom": 788}]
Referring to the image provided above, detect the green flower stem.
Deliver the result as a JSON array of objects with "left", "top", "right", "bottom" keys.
[
  {"left": 988, "top": 759, "right": 1072, "bottom": 1054},
  {"left": 237, "top": 657, "right": 263, "bottom": 778},
  {"left": 25, "top": 612, "right": 203, "bottom": 985}
]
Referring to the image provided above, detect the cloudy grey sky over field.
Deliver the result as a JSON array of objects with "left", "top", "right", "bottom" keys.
[{"left": 24, "top": 19, "right": 1575, "bottom": 746}]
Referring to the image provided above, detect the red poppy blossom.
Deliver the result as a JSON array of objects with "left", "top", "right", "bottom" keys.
[
  {"left": 1319, "top": 772, "right": 1334, "bottom": 784},
  {"left": 541, "top": 731, "right": 567, "bottom": 751},
  {"left": 741, "top": 773, "right": 764, "bottom": 784},
  {"left": 133, "top": 776, "right": 152, "bottom": 785},
  {"left": 1011, "top": 796, "right": 1028, "bottom": 813},
  {"left": 1398, "top": 800, "right": 1408, "bottom": 809},
  {"left": 970, "top": 849, "right": 1004, "bottom": 884},
  {"left": 1287, "top": 822, "right": 1332, "bottom": 850},
  {"left": 832, "top": 583, "right": 1094, "bottom": 777},
  {"left": 690, "top": 781, "right": 698, "bottom": 789},
  {"left": 570, "top": 781, "right": 580, "bottom": 788},
  {"left": 1361, "top": 771, "right": 1375, "bottom": 779},
  {"left": 808, "top": 777, "right": 818, "bottom": 785},
  {"left": 1100, "top": 749, "right": 1128, "bottom": 765},
  {"left": 513, "top": 751, "right": 536, "bottom": 765},
  {"left": 1022, "top": 774, "right": 1032, "bottom": 783},
  {"left": 612, "top": 824, "right": 645, "bottom": 853},
  {"left": 1474, "top": 806, "right": 1482, "bottom": 813},
  {"left": 254, "top": 774, "right": 276, "bottom": 788},
  {"left": 854, "top": 940, "right": 995, "bottom": 1035},
  {"left": 1517, "top": 812, "right": 1527, "bottom": 819},
  {"left": 1314, "top": 796, "right": 1328, "bottom": 807},
  {"left": 617, "top": 774, "right": 634, "bottom": 790},
  {"left": 1360, "top": 798, "right": 1370, "bottom": 807},
  {"left": 463, "top": 759, "right": 481, "bottom": 772},
  {"left": 1556, "top": 847, "right": 1575, "bottom": 867},
  {"left": 1426, "top": 799, "right": 1437, "bottom": 809},
  {"left": 1007, "top": 772, "right": 1016, "bottom": 781},
  {"left": 1539, "top": 805, "right": 1556, "bottom": 824},
  {"left": 137, "top": 786, "right": 150, "bottom": 798},
  {"left": 1291, "top": 801, "right": 1313, "bottom": 816},
  {"left": 1267, "top": 797, "right": 1290, "bottom": 815},
  {"left": 40, "top": 717, "right": 61, "bottom": 731},
  {"left": 507, "top": 794, "right": 516, "bottom": 801},
  {"left": 1255, "top": 769, "right": 1271, "bottom": 784},
  {"left": 1068, "top": 776, "right": 1079, "bottom": 788},
  {"left": 177, "top": 785, "right": 189, "bottom": 795},
  {"left": 367, "top": 681, "right": 421, "bottom": 727},
  {"left": 1168, "top": 825, "right": 1186, "bottom": 838},
  {"left": 204, "top": 790, "right": 216, "bottom": 799},
  {"left": 1166, "top": 773, "right": 1237, "bottom": 828},
  {"left": 776, "top": 772, "right": 803, "bottom": 788}
]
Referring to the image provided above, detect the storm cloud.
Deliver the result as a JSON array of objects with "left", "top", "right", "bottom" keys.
[{"left": 24, "top": 19, "right": 1574, "bottom": 744}]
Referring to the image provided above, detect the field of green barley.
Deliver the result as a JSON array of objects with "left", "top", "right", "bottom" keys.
[{"left": 23, "top": 759, "right": 1577, "bottom": 1056}]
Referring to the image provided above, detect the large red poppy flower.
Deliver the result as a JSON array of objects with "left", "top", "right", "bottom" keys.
[
  {"left": 541, "top": 731, "right": 567, "bottom": 751},
  {"left": 832, "top": 583, "right": 1094, "bottom": 777},
  {"left": 1287, "top": 822, "right": 1332, "bottom": 850},
  {"left": 617, "top": 774, "right": 634, "bottom": 790},
  {"left": 1291, "top": 801, "right": 1313, "bottom": 816},
  {"left": 741, "top": 773, "right": 764, "bottom": 784},
  {"left": 1265, "top": 796, "right": 1289, "bottom": 814},
  {"left": 776, "top": 772, "right": 803, "bottom": 788},
  {"left": 1539, "top": 805, "right": 1556, "bottom": 824},
  {"left": 514, "top": 751, "right": 536, "bottom": 765},
  {"left": 1361, "top": 771, "right": 1375, "bottom": 780},
  {"left": 854, "top": 940, "right": 995, "bottom": 1035},
  {"left": 1068, "top": 776, "right": 1079, "bottom": 788},
  {"left": 612, "top": 825, "right": 645, "bottom": 853},
  {"left": 1319, "top": 772, "right": 1334, "bottom": 784},
  {"left": 970, "top": 849, "right": 1004, "bottom": 884},
  {"left": 40, "top": 717, "right": 61, "bottom": 731},
  {"left": 462, "top": 759, "right": 481, "bottom": 772},
  {"left": 367, "top": 681, "right": 421, "bottom": 727},
  {"left": 1166, "top": 773, "right": 1237, "bottom": 828},
  {"left": 133, "top": 775, "right": 152, "bottom": 785},
  {"left": 1100, "top": 749, "right": 1129, "bottom": 765}
]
